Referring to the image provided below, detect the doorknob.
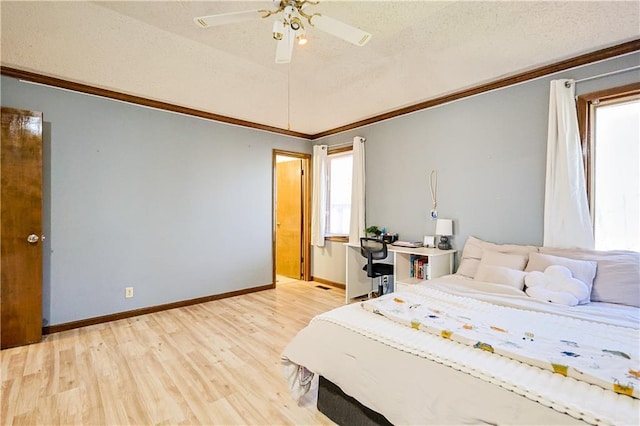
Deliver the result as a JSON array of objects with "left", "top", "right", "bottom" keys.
[{"left": 27, "top": 234, "right": 39, "bottom": 244}]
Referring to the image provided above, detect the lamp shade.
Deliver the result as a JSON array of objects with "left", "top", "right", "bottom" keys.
[{"left": 435, "top": 219, "right": 453, "bottom": 236}]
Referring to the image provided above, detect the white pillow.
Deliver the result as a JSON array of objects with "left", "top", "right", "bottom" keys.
[
  {"left": 481, "top": 250, "right": 528, "bottom": 271},
  {"left": 456, "top": 236, "right": 538, "bottom": 278},
  {"left": 539, "top": 247, "right": 639, "bottom": 307},
  {"left": 457, "top": 258, "right": 480, "bottom": 278},
  {"left": 475, "top": 264, "right": 527, "bottom": 289},
  {"left": 525, "top": 252, "right": 597, "bottom": 304},
  {"left": 524, "top": 265, "right": 589, "bottom": 306}
]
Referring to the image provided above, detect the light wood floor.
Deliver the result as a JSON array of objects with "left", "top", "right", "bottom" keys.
[{"left": 1, "top": 280, "right": 344, "bottom": 425}]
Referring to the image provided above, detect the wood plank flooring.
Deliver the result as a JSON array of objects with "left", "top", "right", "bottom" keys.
[{"left": 1, "top": 280, "right": 344, "bottom": 425}]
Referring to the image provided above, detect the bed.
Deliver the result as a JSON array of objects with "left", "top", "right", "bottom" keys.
[{"left": 281, "top": 237, "right": 640, "bottom": 425}]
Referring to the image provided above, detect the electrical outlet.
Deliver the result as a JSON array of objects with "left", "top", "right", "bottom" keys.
[
  {"left": 125, "top": 287, "right": 134, "bottom": 298},
  {"left": 382, "top": 276, "right": 389, "bottom": 285}
]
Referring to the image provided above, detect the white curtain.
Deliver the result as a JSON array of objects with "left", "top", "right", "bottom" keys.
[
  {"left": 349, "top": 136, "right": 366, "bottom": 245},
  {"left": 311, "top": 145, "right": 328, "bottom": 247},
  {"left": 543, "top": 79, "right": 594, "bottom": 249}
]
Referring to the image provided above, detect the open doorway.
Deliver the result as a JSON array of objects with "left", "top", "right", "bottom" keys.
[{"left": 273, "top": 150, "right": 311, "bottom": 285}]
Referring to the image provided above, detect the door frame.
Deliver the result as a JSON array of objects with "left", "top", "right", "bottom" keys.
[{"left": 272, "top": 150, "right": 311, "bottom": 284}]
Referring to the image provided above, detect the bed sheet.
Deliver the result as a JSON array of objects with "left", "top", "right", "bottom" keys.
[{"left": 425, "top": 275, "right": 640, "bottom": 328}]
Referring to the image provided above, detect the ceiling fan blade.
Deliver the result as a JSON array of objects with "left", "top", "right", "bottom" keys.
[
  {"left": 194, "top": 10, "right": 264, "bottom": 28},
  {"left": 275, "top": 27, "right": 294, "bottom": 64},
  {"left": 309, "top": 14, "right": 372, "bottom": 46}
]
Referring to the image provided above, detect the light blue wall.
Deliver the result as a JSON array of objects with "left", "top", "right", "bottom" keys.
[
  {"left": 315, "top": 53, "right": 640, "bottom": 268},
  {"left": 1, "top": 76, "right": 310, "bottom": 326},
  {"left": 3, "top": 52, "right": 638, "bottom": 320}
]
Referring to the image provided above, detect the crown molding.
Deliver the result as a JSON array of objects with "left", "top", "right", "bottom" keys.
[
  {"left": 2, "top": 38, "right": 639, "bottom": 140},
  {"left": 310, "top": 38, "right": 640, "bottom": 139},
  {"left": 0, "top": 66, "right": 312, "bottom": 139}
]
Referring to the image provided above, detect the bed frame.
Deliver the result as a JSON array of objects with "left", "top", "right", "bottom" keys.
[{"left": 317, "top": 376, "right": 392, "bottom": 426}]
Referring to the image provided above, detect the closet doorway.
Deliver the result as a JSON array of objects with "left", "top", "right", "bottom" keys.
[{"left": 273, "top": 150, "right": 311, "bottom": 284}]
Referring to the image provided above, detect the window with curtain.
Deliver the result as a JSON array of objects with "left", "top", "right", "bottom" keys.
[
  {"left": 577, "top": 83, "right": 640, "bottom": 251},
  {"left": 326, "top": 148, "right": 353, "bottom": 239}
]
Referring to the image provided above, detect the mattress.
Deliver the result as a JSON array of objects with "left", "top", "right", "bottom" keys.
[{"left": 282, "top": 275, "right": 640, "bottom": 425}]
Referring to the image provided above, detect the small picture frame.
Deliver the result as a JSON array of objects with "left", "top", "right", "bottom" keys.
[{"left": 423, "top": 235, "right": 435, "bottom": 248}]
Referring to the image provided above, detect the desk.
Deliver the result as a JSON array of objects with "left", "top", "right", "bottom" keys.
[{"left": 345, "top": 243, "right": 456, "bottom": 303}]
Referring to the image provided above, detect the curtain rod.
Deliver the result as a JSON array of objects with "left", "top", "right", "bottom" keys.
[
  {"left": 326, "top": 137, "right": 366, "bottom": 149},
  {"left": 565, "top": 65, "right": 640, "bottom": 87},
  {"left": 326, "top": 141, "right": 352, "bottom": 150}
]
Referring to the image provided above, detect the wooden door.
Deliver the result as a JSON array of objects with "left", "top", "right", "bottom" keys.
[
  {"left": 276, "top": 159, "right": 302, "bottom": 279},
  {"left": 1, "top": 107, "right": 43, "bottom": 349}
]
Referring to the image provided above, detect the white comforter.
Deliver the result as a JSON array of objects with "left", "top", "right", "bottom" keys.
[{"left": 282, "top": 275, "right": 640, "bottom": 425}]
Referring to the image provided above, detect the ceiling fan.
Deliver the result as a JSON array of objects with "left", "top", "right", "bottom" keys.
[{"left": 193, "top": 0, "right": 372, "bottom": 64}]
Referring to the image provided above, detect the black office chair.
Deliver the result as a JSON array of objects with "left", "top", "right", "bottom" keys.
[{"left": 360, "top": 237, "right": 394, "bottom": 297}]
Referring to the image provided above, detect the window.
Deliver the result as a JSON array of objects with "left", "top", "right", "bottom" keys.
[
  {"left": 578, "top": 83, "right": 640, "bottom": 251},
  {"left": 325, "top": 148, "right": 353, "bottom": 238}
]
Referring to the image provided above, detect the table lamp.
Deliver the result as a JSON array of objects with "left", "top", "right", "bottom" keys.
[{"left": 435, "top": 219, "right": 453, "bottom": 250}]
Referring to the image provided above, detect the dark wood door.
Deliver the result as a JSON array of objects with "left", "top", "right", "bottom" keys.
[{"left": 1, "top": 107, "right": 43, "bottom": 349}]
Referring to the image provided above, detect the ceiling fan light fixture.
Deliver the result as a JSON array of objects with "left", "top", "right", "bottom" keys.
[
  {"left": 272, "top": 20, "right": 285, "bottom": 40},
  {"left": 289, "top": 16, "right": 302, "bottom": 31},
  {"left": 193, "top": 0, "right": 372, "bottom": 63},
  {"left": 296, "top": 31, "right": 307, "bottom": 46}
]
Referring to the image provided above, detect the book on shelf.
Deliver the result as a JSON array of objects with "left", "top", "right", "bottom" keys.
[{"left": 409, "top": 255, "right": 431, "bottom": 280}]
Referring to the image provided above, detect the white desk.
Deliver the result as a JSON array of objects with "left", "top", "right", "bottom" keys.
[{"left": 345, "top": 243, "right": 456, "bottom": 303}]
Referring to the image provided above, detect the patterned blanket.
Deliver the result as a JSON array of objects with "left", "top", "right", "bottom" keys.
[{"left": 361, "top": 288, "right": 640, "bottom": 399}]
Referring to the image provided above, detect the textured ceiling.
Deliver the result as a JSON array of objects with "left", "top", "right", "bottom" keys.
[{"left": 1, "top": 1, "right": 639, "bottom": 135}]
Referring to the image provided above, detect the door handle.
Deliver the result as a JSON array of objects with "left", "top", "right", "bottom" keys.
[{"left": 27, "top": 234, "right": 39, "bottom": 244}]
